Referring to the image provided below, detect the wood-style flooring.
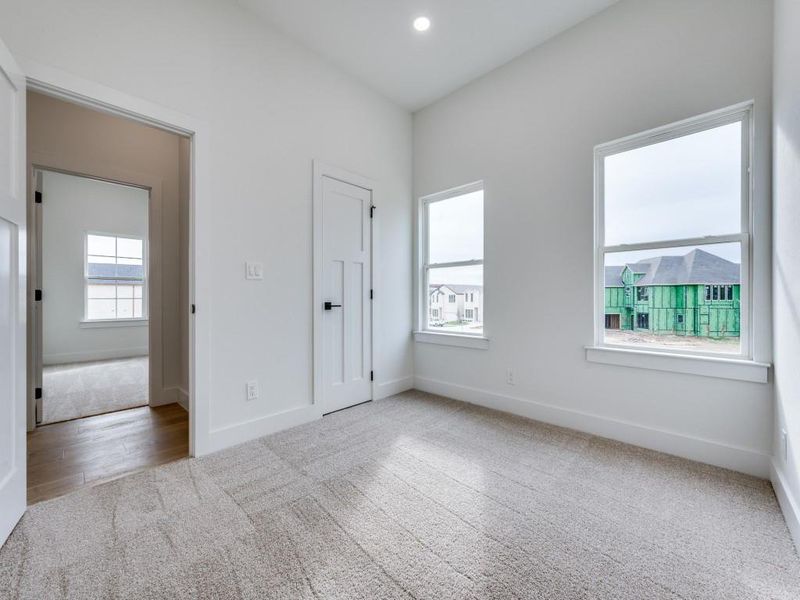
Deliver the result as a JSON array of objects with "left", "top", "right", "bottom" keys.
[{"left": 27, "top": 403, "right": 188, "bottom": 504}]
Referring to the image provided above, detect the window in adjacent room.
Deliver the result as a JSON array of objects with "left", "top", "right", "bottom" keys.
[
  {"left": 420, "top": 181, "right": 484, "bottom": 336},
  {"left": 85, "top": 233, "right": 147, "bottom": 321},
  {"left": 596, "top": 104, "right": 750, "bottom": 357}
]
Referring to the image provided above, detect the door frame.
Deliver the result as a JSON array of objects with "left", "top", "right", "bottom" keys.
[
  {"left": 21, "top": 59, "right": 212, "bottom": 457},
  {"left": 29, "top": 166, "right": 156, "bottom": 425},
  {"left": 312, "top": 160, "right": 378, "bottom": 414}
]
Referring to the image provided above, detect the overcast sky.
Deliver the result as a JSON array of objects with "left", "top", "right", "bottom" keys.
[{"left": 604, "top": 121, "right": 742, "bottom": 251}]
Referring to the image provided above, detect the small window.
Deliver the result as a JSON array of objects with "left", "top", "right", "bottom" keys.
[
  {"left": 636, "top": 287, "right": 649, "bottom": 302},
  {"left": 465, "top": 309, "right": 474, "bottom": 320},
  {"left": 636, "top": 313, "right": 649, "bottom": 329},
  {"left": 712, "top": 286, "right": 719, "bottom": 301},
  {"left": 726, "top": 285, "right": 733, "bottom": 300},
  {"left": 420, "top": 182, "right": 484, "bottom": 335},
  {"left": 705, "top": 285, "right": 712, "bottom": 301},
  {"left": 676, "top": 314, "right": 685, "bottom": 325},
  {"left": 85, "top": 233, "right": 146, "bottom": 321}
]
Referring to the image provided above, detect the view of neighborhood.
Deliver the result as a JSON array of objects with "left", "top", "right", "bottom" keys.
[
  {"left": 428, "top": 283, "right": 484, "bottom": 334},
  {"left": 604, "top": 247, "right": 741, "bottom": 353}
]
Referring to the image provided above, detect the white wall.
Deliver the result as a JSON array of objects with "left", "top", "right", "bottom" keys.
[
  {"left": 0, "top": 0, "right": 413, "bottom": 450},
  {"left": 772, "top": 0, "right": 800, "bottom": 547},
  {"left": 41, "top": 171, "right": 148, "bottom": 364},
  {"left": 413, "top": 0, "right": 774, "bottom": 476}
]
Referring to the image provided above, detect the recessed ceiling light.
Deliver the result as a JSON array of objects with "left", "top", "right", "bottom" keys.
[{"left": 413, "top": 16, "right": 431, "bottom": 32}]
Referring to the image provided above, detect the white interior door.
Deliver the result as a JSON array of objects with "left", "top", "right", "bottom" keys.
[
  {"left": 319, "top": 174, "right": 372, "bottom": 414},
  {"left": 0, "top": 37, "right": 27, "bottom": 546}
]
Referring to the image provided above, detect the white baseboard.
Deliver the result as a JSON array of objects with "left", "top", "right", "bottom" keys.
[
  {"left": 43, "top": 347, "right": 148, "bottom": 366},
  {"left": 176, "top": 387, "right": 189, "bottom": 411},
  {"left": 771, "top": 460, "right": 800, "bottom": 552},
  {"left": 375, "top": 375, "right": 414, "bottom": 400},
  {"left": 204, "top": 405, "right": 319, "bottom": 455},
  {"left": 414, "top": 376, "right": 771, "bottom": 478}
]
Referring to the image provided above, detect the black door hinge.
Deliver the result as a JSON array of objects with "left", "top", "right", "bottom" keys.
[
  {"left": 191, "top": 304, "right": 196, "bottom": 314},
  {"left": 34, "top": 289, "right": 42, "bottom": 302},
  {"left": 370, "top": 371, "right": 374, "bottom": 382},
  {"left": 370, "top": 205, "right": 376, "bottom": 218},
  {"left": 35, "top": 387, "right": 42, "bottom": 400},
  {"left": 35, "top": 191, "right": 42, "bottom": 204}
]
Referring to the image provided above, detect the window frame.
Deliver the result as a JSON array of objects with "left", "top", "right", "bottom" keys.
[
  {"left": 416, "top": 180, "right": 487, "bottom": 346},
  {"left": 593, "top": 102, "right": 753, "bottom": 360},
  {"left": 83, "top": 231, "right": 149, "bottom": 323}
]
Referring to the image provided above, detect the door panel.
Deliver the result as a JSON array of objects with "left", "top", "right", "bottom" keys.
[
  {"left": 0, "top": 36, "right": 26, "bottom": 547},
  {"left": 321, "top": 175, "right": 371, "bottom": 414}
]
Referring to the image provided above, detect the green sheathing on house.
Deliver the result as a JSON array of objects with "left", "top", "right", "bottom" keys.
[{"left": 604, "top": 250, "right": 741, "bottom": 339}]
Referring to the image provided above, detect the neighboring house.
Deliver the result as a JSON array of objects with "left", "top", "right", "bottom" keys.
[
  {"left": 429, "top": 284, "right": 483, "bottom": 325},
  {"left": 605, "top": 249, "right": 740, "bottom": 338}
]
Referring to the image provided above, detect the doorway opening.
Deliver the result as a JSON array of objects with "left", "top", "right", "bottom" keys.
[
  {"left": 34, "top": 170, "right": 151, "bottom": 424},
  {"left": 26, "top": 91, "right": 192, "bottom": 503}
]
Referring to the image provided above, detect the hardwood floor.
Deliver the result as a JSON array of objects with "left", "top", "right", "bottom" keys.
[{"left": 27, "top": 403, "right": 189, "bottom": 504}]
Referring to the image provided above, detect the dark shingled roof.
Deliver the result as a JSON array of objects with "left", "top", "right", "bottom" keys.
[{"left": 606, "top": 249, "right": 739, "bottom": 287}]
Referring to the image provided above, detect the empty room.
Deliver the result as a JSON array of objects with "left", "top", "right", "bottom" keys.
[{"left": 0, "top": 0, "right": 798, "bottom": 598}]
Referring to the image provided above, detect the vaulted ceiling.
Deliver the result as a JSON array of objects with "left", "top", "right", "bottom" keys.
[{"left": 238, "top": 0, "right": 617, "bottom": 110}]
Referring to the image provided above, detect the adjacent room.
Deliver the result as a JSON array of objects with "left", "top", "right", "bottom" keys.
[{"left": 0, "top": 0, "right": 798, "bottom": 598}]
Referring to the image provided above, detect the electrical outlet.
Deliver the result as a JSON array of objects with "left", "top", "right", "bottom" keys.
[
  {"left": 506, "top": 368, "right": 515, "bottom": 385},
  {"left": 245, "top": 262, "right": 264, "bottom": 280},
  {"left": 246, "top": 380, "right": 259, "bottom": 401},
  {"left": 782, "top": 429, "right": 789, "bottom": 462}
]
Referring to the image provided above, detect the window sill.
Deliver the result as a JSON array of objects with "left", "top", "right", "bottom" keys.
[
  {"left": 79, "top": 318, "right": 149, "bottom": 329},
  {"left": 585, "top": 345, "right": 770, "bottom": 383},
  {"left": 414, "top": 331, "right": 489, "bottom": 350}
]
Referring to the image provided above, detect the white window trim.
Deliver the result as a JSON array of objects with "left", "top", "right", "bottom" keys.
[
  {"left": 415, "top": 180, "right": 488, "bottom": 349},
  {"left": 84, "top": 231, "right": 149, "bottom": 322},
  {"left": 588, "top": 102, "right": 769, "bottom": 382}
]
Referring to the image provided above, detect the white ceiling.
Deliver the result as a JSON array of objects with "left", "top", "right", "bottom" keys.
[{"left": 239, "top": 0, "right": 617, "bottom": 111}]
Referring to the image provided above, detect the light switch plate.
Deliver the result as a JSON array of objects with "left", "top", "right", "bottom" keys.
[
  {"left": 245, "top": 262, "right": 264, "bottom": 280},
  {"left": 246, "top": 380, "right": 259, "bottom": 401}
]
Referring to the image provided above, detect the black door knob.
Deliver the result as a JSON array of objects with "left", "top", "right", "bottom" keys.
[{"left": 324, "top": 301, "right": 342, "bottom": 310}]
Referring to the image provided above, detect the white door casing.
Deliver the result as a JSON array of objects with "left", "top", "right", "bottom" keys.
[
  {"left": 0, "top": 36, "right": 27, "bottom": 546},
  {"left": 313, "top": 162, "right": 373, "bottom": 414}
]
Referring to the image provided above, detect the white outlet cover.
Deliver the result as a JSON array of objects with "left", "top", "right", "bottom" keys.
[
  {"left": 245, "top": 262, "right": 264, "bottom": 280},
  {"left": 246, "top": 380, "right": 259, "bottom": 401}
]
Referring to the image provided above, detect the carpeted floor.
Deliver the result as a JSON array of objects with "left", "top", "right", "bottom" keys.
[
  {"left": 42, "top": 357, "right": 149, "bottom": 424},
  {"left": 1, "top": 390, "right": 798, "bottom": 599}
]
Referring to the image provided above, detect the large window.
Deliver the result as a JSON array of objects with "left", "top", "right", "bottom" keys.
[
  {"left": 85, "top": 233, "right": 146, "bottom": 321},
  {"left": 420, "top": 182, "right": 484, "bottom": 336},
  {"left": 595, "top": 104, "right": 751, "bottom": 357}
]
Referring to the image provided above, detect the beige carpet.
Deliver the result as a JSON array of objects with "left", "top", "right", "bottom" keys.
[
  {"left": 2, "top": 390, "right": 798, "bottom": 599},
  {"left": 42, "top": 357, "right": 148, "bottom": 424}
]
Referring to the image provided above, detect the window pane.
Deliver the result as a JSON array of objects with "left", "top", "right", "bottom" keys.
[
  {"left": 87, "top": 298, "right": 116, "bottom": 320},
  {"left": 118, "top": 257, "right": 143, "bottom": 265},
  {"left": 604, "top": 122, "right": 741, "bottom": 245},
  {"left": 133, "top": 299, "right": 143, "bottom": 318},
  {"left": 117, "top": 285, "right": 134, "bottom": 298},
  {"left": 117, "top": 298, "right": 134, "bottom": 318},
  {"left": 87, "top": 284, "right": 116, "bottom": 299},
  {"left": 87, "top": 234, "right": 116, "bottom": 256},
  {"left": 117, "top": 237, "right": 143, "bottom": 259},
  {"left": 428, "top": 264, "right": 483, "bottom": 335},
  {"left": 88, "top": 254, "right": 115, "bottom": 264},
  {"left": 603, "top": 242, "right": 740, "bottom": 354},
  {"left": 428, "top": 189, "right": 483, "bottom": 263},
  {"left": 133, "top": 285, "right": 143, "bottom": 299}
]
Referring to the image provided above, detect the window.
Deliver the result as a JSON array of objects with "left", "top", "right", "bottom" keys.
[
  {"left": 596, "top": 104, "right": 750, "bottom": 357},
  {"left": 420, "top": 182, "right": 484, "bottom": 336},
  {"left": 85, "top": 233, "right": 146, "bottom": 321},
  {"left": 465, "top": 309, "right": 474, "bottom": 320}
]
